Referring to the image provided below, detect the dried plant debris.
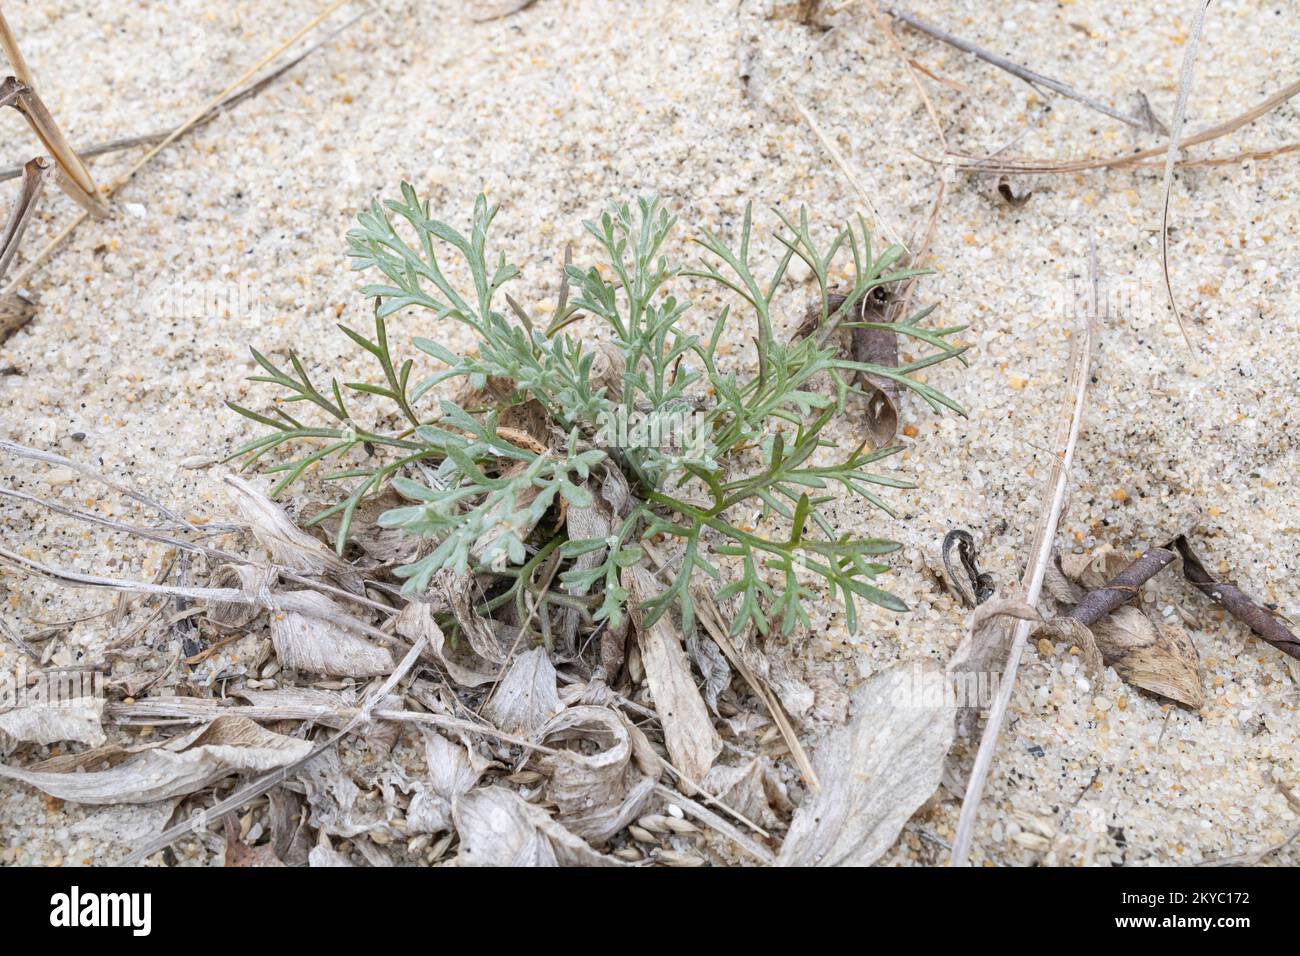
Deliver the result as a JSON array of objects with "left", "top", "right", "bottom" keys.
[
  {"left": 0, "top": 716, "right": 311, "bottom": 805},
  {"left": 0, "top": 696, "right": 105, "bottom": 752},
  {"left": 1090, "top": 606, "right": 1203, "bottom": 709},
  {"left": 224, "top": 476, "right": 363, "bottom": 594},
  {"left": 268, "top": 589, "right": 394, "bottom": 678},
  {"left": 451, "top": 787, "right": 618, "bottom": 866},
  {"left": 532, "top": 705, "right": 659, "bottom": 843},
  {"left": 481, "top": 646, "right": 561, "bottom": 736},
  {"left": 1173, "top": 536, "right": 1300, "bottom": 662},
  {"left": 624, "top": 566, "right": 722, "bottom": 787},
  {"left": 778, "top": 665, "right": 954, "bottom": 866}
]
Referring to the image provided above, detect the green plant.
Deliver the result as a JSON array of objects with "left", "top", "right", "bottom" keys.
[{"left": 227, "top": 186, "right": 967, "bottom": 638}]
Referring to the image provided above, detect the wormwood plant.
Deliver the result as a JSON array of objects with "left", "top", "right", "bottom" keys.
[{"left": 227, "top": 187, "right": 966, "bottom": 637}]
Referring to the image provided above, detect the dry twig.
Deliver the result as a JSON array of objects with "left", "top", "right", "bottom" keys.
[{"left": 950, "top": 234, "right": 1098, "bottom": 865}]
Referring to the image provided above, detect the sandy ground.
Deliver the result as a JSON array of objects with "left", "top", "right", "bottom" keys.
[{"left": 0, "top": 0, "right": 1298, "bottom": 865}]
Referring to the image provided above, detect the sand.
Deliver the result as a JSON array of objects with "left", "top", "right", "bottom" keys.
[{"left": 0, "top": 0, "right": 1297, "bottom": 865}]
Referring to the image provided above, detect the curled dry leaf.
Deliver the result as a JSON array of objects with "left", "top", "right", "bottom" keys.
[
  {"left": 778, "top": 664, "right": 955, "bottom": 866},
  {"left": 0, "top": 697, "right": 105, "bottom": 752},
  {"left": 395, "top": 598, "right": 496, "bottom": 687},
  {"left": 482, "top": 646, "right": 561, "bottom": 736},
  {"left": 624, "top": 565, "right": 722, "bottom": 787},
  {"left": 0, "top": 715, "right": 311, "bottom": 805},
  {"left": 269, "top": 589, "right": 394, "bottom": 678},
  {"left": 852, "top": 290, "right": 901, "bottom": 449},
  {"left": 224, "top": 475, "right": 363, "bottom": 593},
  {"left": 207, "top": 562, "right": 271, "bottom": 630},
  {"left": 532, "top": 705, "right": 660, "bottom": 844},
  {"left": 451, "top": 786, "right": 619, "bottom": 866},
  {"left": 1091, "top": 605, "right": 1204, "bottom": 708}
]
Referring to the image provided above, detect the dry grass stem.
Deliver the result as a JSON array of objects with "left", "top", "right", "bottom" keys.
[{"left": 950, "top": 234, "right": 1099, "bottom": 865}]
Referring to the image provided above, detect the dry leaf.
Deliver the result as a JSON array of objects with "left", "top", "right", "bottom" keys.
[
  {"left": 0, "top": 697, "right": 105, "bottom": 752},
  {"left": 407, "top": 728, "right": 489, "bottom": 835},
  {"left": 394, "top": 598, "right": 497, "bottom": 687},
  {"left": 702, "top": 758, "right": 777, "bottom": 828},
  {"left": 685, "top": 629, "right": 731, "bottom": 714},
  {"left": 1060, "top": 545, "right": 1127, "bottom": 589},
  {"left": 269, "top": 590, "right": 394, "bottom": 678},
  {"left": 624, "top": 566, "right": 722, "bottom": 786},
  {"left": 482, "top": 646, "right": 561, "bottom": 736},
  {"left": 438, "top": 572, "right": 511, "bottom": 664},
  {"left": 451, "top": 787, "right": 619, "bottom": 866},
  {"left": 297, "top": 747, "right": 397, "bottom": 839},
  {"left": 778, "top": 664, "right": 955, "bottom": 866},
  {"left": 1092, "top": 606, "right": 1203, "bottom": 708},
  {"left": 224, "top": 475, "right": 363, "bottom": 593},
  {"left": 847, "top": 292, "right": 901, "bottom": 449},
  {"left": 1043, "top": 555, "right": 1084, "bottom": 606},
  {"left": 533, "top": 705, "right": 659, "bottom": 843},
  {"left": 0, "top": 715, "right": 311, "bottom": 805},
  {"left": 207, "top": 563, "right": 271, "bottom": 630}
]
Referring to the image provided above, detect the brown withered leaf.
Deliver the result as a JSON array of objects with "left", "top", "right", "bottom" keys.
[
  {"left": 1091, "top": 606, "right": 1204, "bottom": 708},
  {"left": 778, "top": 664, "right": 955, "bottom": 866},
  {"left": 623, "top": 566, "right": 722, "bottom": 787}
]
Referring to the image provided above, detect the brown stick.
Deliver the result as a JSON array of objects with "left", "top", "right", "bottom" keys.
[
  {"left": 948, "top": 77, "right": 1300, "bottom": 175},
  {"left": 0, "top": 157, "right": 48, "bottom": 282},
  {"left": 1173, "top": 536, "right": 1300, "bottom": 662},
  {"left": 0, "top": 78, "right": 105, "bottom": 215},
  {"left": 1067, "top": 548, "right": 1177, "bottom": 627}
]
